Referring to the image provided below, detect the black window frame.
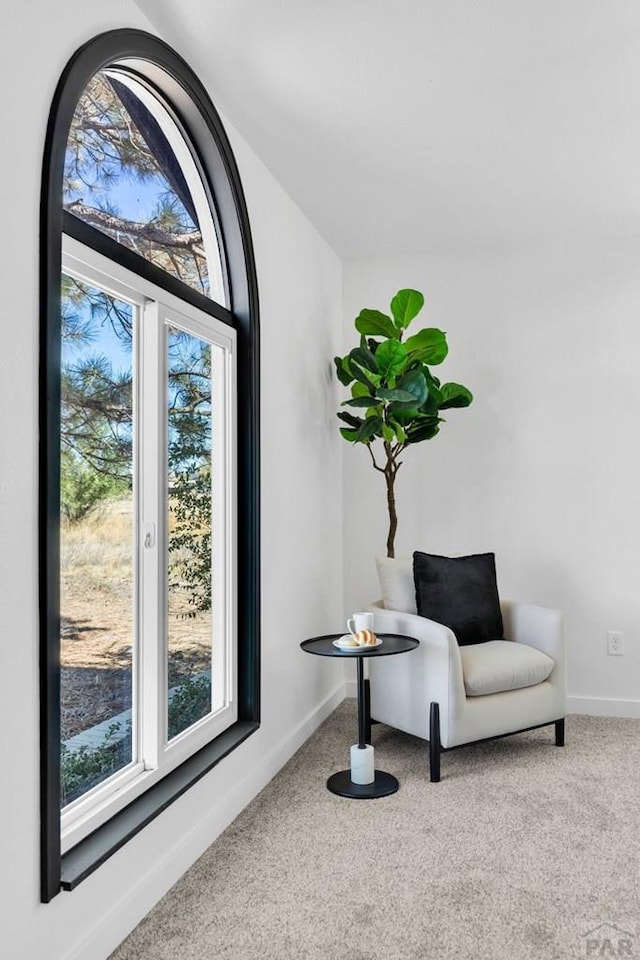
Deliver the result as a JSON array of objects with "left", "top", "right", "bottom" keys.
[{"left": 40, "top": 29, "right": 260, "bottom": 903}]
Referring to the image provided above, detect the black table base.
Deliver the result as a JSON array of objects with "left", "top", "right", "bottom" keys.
[
  {"left": 300, "top": 633, "right": 419, "bottom": 800},
  {"left": 327, "top": 769, "right": 399, "bottom": 799}
]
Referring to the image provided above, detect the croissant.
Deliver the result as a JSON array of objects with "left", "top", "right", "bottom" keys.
[{"left": 354, "top": 629, "right": 377, "bottom": 646}]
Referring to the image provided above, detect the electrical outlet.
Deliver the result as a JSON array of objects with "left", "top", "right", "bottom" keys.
[{"left": 607, "top": 630, "right": 625, "bottom": 656}]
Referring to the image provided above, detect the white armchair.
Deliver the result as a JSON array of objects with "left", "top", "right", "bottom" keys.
[{"left": 367, "top": 599, "right": 566, "bottom": 781}]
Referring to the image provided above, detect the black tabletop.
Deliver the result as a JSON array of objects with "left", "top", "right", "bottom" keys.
[{"left": 300, "top": 633, "right": 419, "bottom": 658}]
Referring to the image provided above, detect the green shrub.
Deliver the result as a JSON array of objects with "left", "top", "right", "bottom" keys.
[
  {"left": 168, "top": 674, "right": 211, "bottom": 739},
  {"left": 60, "top": 722, "right": 130, "bottom": 806},
  {"left": 60, "top": 449, "right": 128, "bottom": 523},
  {"left": 60, "top": 674, "right": 211, "bottom": 806}
]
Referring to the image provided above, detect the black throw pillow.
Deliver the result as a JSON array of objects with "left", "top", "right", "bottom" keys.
[{"left": 413, "top": 551, "right": 504, "bottom": 646}]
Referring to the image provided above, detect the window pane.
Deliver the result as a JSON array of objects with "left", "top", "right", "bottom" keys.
[
  {"left": 60, "top": 274, "right": 135, "bottom": 807},
  {"left": 167, "top": 326, "right": 214, "bottom": 739},
  {"left": 63, "top": 70, "right": 226, "bottom": 302}
]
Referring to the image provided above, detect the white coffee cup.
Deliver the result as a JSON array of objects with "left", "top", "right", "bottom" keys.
[{"left": 347, "top": 611, "right": 374, "bottom": 636}]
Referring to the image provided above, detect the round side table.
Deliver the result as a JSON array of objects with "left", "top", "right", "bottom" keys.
[{"left": 300, "top": 633, "right": 418, "bottom": 798}]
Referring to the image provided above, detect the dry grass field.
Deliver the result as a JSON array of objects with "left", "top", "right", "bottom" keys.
[{"left": 60, "top": 498, "right": 211, "bottom": 740}]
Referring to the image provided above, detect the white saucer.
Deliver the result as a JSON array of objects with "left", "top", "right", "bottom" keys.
[{"left": 333, "top": 634, "right": 383, "bottom": 650}]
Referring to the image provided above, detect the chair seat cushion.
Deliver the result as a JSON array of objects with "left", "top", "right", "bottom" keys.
[{"left": 460, "top": 640, "right": 554, "bottom": 696}]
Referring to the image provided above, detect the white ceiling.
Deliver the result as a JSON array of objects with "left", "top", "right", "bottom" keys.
[{"left": 137, "top": 0, "right": 640, "bottom": 259}]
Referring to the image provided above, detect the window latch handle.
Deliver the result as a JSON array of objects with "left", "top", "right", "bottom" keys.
[{"left": 143, "top": 522, "right": 156, "bottom": 549}]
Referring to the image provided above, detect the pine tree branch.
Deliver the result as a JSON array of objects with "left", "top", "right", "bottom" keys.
[{"left": 65, "top": 200, "right": 203, "bottom": 251}]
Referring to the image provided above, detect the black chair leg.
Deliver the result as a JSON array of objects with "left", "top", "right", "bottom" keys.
[
  {"left": 429, "top": 701, "right": 441, "bottom": 782},
  {"left": 555, "top": 718, "right": 565, "bottom": 747},
  {"left": 364, "top": 678, "right": 372, "bottom": 744}
]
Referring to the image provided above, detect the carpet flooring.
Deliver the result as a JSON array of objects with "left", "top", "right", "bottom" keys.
[{"left": 110, "top": 701, "right": 640, "bottom": 960}]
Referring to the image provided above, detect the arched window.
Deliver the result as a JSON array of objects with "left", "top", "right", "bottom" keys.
[{"left": 40, "top": 30, "right": 260, "bottom": 902}]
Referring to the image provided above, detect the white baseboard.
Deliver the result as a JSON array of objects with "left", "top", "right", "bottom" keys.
[
  {"left": 345, "top": 680, "right": 357, "bottom": 698},
  {"left": 567, "top": 696, "right": 640, "bottom": 718},
  {"left": 65, "top": 680, "right": 348, "bottom": 960}
]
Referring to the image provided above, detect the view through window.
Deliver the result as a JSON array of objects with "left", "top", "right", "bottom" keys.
[
  {"left": 60, "top": 276, "right": 135, "bottom": 806},
  {"left": 63, "top": 70, "right": 225, "bottom": 301},
  {"left": 59, "top": 69, "right": 232, "bottom": 821}
]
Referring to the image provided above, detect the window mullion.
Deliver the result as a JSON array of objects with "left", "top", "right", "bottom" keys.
[{"left": 140, "top": 301, "right": 167, "bottom": 770}]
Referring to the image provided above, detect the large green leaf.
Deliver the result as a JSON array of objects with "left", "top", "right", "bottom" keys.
[
  {"left": 398, "top": 369, "right": 428, "bottom": 406},
  {"left": 333, "top": 356, "right": 353, "bottom": 386},
  {"left": 355, "top": 309, "right": 398, "bottom": 339},
  {"left": 423, "top": 379, "right": 442, "bottom": 410},
  {"left": 337, "top": 411, "right": 364, "bottom": 428},
  {"left": 439, "top": 382, "right": 473, "bottom": 409},
  {"left": 420, "top": 395, "right": 439, "bottom": 417},
  {"left": 405, "top": 419, "right": 441, "bottom": 444},
  {"left": 339, "top": 427, "right": 358, "bottom": 442},
  {"left": 388, "top": 419, "right": 407, "bottom": 443},
  {"left": 351, "top": 344, "right": 378, "bottom": 374},
  {"left": 375, "top": 340, "right": 408, "bottom": 379},
  {"left": 381, "top": 423, "right": 395, "bottom": 442},
  {"left": 356, "top": 416, "right": 383, "bottom": 443},
  {"left": 342, "top": 396, "right": 381, "bottom": 409},
  {"left": 390, "top": 289, "right": 424, "bottom": 329},
  {"left": 352, "top": 382, "right": 370, "bottom": 398},
  {"left": 348, "top": 357, "right": 377, "bottom": 392},
  {"left": 388, "top": 405, "right": 420, "bottom": 424},
  {"left": 376, "top": 387, "right": 417, "bottom": 402},
  {"left": 403, "top": 328, "right": 448, "bottom": 365}
]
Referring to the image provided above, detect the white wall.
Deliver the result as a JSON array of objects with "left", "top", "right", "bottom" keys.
[
  {"left": 343, "top": 241, "right": 640, "bottom": 715},
  {"left": 0, "top": 4, "right": 343, "bottom": 958}
]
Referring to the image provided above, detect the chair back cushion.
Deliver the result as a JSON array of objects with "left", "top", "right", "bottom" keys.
[
  {"left": 460, "top": 640, "right": 554, "bottom": 696},
  {"left": 376, "top": 556, "right": 417, "bottom": 614},
  {"left": 413, "top": 551, "right": 503, "bottom": 646}
]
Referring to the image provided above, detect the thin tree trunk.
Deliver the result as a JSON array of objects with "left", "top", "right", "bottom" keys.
[
  {"left": 385, "top": 468, "right": 397, "bottom": 558},
  {"left": 367, "top": 440, "right": 402, "bottom": 559}
]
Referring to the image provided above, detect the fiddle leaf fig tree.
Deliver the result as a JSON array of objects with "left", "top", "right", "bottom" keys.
[{"left": 335, "top": 289, "right": 472, "bottom": 558}]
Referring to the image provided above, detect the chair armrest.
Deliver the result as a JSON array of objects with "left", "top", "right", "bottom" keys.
[
  {"left": 367, "top": 602, "right": 467, "bottom": 744},
  {"left": 502, "top": 600, "right": 565, "bottom": 693},
  {"left": 369, "top": 601, "right": 459, "bottom": 654}
]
